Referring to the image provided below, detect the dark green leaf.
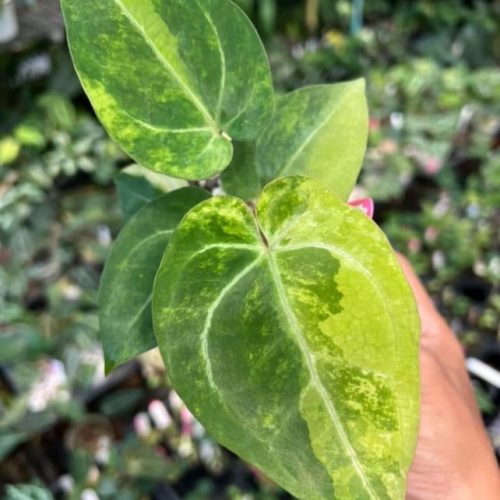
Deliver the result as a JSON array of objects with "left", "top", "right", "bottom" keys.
[
  {"left": 100, "top": 187, "right": 210, "bottom": 371},
  {"left": 115, "top": 164, "right": 187, "bottom": 221},
  {"left": 0, "top": 432, "right": 27, "bottom": 462},
  {"left": 220, "top": 141, "right": 261, "bottom": 200}
]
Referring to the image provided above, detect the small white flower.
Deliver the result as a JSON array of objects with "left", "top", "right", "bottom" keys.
[
  {"left": 199, "top": 440, "right": 216, "bottom": 464},
  {"left": 87, "top": 465, "right": 100, "bottom": 485},
  {"left": 58, "top": 475, "right": 74, "bottom": 494},
  {"left": 178, "top": 434, "right": 194, "bottom": 458},
  {"left": 149, "top": 400, "right": 172, "bottom": 430},
  {"left": 81, "top": 489, "right": 99, "bottom": 500},
  {"left": 168, "top": 391, "right": 183, "bottom": 412},
  {"left": 432, "top": 250, "right": 446, "bottom": 270},
  {"left": 390, "top": 112, "right": 405, "bottom": 131},
  {"left": 95, "top": 435, "right": 111, "bottom": 465},
  {"left": 28, "top": 359, "right": 68, "bottom": 412},
  {"left": 134, "top": 412, "right": 152, "bottom": 438}
]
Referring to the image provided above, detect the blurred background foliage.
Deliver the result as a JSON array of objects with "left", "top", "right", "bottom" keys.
[{"left": 0, "top": 0, "right": 499, "bottom": 498}]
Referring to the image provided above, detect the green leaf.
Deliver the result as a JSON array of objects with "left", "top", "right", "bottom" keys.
[
  {"left": 222, "top": 81, "right": 368, "bottom": 201},
  {"left": 5, "top": 485, "right": 54, "bottom": 500},
  {"left": 0, "top": 432, "right": 27, "bottom": 462},
  {"left": 115, "top": 164, "right": 187, "bottom": 221},
  {"left": 61, "top": 0, "right": 274, "bottom": 180},
  {"left": 0, "top": 137, "right": 21, "bottom": 165},
  {"left": 220, "top": 141, "right": 261, "bottom": 200},
  {"left": 100, "top": 187, "right": 210, "bottom": 371},
  {"left": 153, "top": 176, "right": 420, "bottom": 499}
]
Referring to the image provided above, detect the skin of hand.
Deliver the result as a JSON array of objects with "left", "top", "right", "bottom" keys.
[{"left": 397, "top": 255, "right": 500, "bottom": 499}]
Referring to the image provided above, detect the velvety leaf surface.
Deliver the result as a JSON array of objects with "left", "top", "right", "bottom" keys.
[
  {"left": 61, "top": 0, "right": 274, "bottom": 180},
  {"left": 153, "top": 176, "right": 420, "bottom": 499},
  {"left": 223, "top": 81, "right": 368, "bottom": 201},
  {"left": 115, "top": 164, "right": 187, "bottom": 221},
  {"left": 100, "top": 187, "right": 210, "bottom": 371}
]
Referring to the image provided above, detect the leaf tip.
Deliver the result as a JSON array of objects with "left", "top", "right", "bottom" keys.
[
  {"left": 353, "top": 77, "right": 366, "bottom": 91},
  {"left": 104, "top": 358, "right": 117, "bottom": 376}
]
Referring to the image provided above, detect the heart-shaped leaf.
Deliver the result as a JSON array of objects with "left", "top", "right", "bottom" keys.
[
  {"left": 61, "top": 0, "right": 274, "bottom": 180},
  {"left": 153, "top": 176, "right": 420, "bottom": 499},
  {"left": 222, "top": 80, "right": 368, "bottom": 201},
  {"left": 100, "top": 187, "right": 210, "bottom": 371}
]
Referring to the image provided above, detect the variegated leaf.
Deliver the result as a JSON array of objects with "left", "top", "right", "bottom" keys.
[
  {"left": 61, "top": 0, "right": 274, "bottom": 180},
  {"left": 222, "top": 81, "right": 368, "bottom": 201},
  {"left": 153, "top": 176, "right": 420, "bottom": 499}
]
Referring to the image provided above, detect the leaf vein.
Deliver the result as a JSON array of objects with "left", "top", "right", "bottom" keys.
[
  {"left": 278, "top": 85, "right": 359, "bottom": 177},
  {"left": 267, "top": 251, "right": 378, "bottom": 498},
  {"left": 223, "top": 82, "right": 258, "bottom": 131},
  {"left": 123, "top": 230, "right": 173, "bottom": 264},
  {"left": 201, "top": 254, "right": 265, "bottom": 390},
  {"left": 275, "top": 241, "right": 403, "bottom": 465},
  {"left": 183, "top": 243, "right": 262, "bottom": 268},
  {"left": 197, "top": 2, "right": 227, "bottom": 122},
  {"left": 113, "top": 0, "right": 218, "bottom": 131},
  {"left": 127, "top": 293, "right": 153, "bottom": 335}
]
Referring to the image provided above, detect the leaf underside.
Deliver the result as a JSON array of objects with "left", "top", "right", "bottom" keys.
[
  {"left": 222, "top": 81, "right": 369, "bottom": 201},
  {"left": 61, "top": 0, "right": 274, "bottom": 180},
  {"left": 153, "top": 176, "right": 420, "bottom": 499},
  {"left": 99, "top": 187, "right": 210, "bottom": 371}
]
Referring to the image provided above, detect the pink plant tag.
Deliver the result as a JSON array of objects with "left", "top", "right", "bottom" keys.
[{"left": 348, "top": 198, "right": 375, "bottom": 219}]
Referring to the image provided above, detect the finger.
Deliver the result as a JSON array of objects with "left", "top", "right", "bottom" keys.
[
  {"left": 396, "top": 253, "right": 466, "bottom": 376},
  {"left": 396, "top": 254, "right": 446, "bottom": 336}
]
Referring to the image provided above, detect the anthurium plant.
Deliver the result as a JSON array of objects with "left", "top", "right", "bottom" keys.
[{"left": 61, "top": 0, "right": 420, "bottom": 498}]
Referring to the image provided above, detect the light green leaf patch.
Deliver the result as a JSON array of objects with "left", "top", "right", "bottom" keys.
[
  {"left": 153, "top": 176, "right": 420, "bottom": 499},
  {"left": 222, "top": 80, "right": 368, "bottom": 201},
  {"left": 61, "top": 0, "right": 274, "bottom": 180},
  {"left": 100, "top": 187, "right": 210, "bottom": 372}
]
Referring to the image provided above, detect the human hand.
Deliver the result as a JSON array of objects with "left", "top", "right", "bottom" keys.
[{"left": 398, "top": 255, "right": 500, "bottom": 499}]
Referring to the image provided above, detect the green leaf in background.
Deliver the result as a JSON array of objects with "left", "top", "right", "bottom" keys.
[
  {"left": 0, "top": 137, "right": 21, "bottom": 165},
  {"left": 115, "top": 164, "right": 188, "bottom": 221},
  {"left": 61, "top": 0, "right": 274, "bottom": 180},
  {"left": 5, "top": 485, "right": 54, "bottom": 500},
  {"left": 100, "top": 187, "right": 210, "bottom": 372},
  {"left": 0, "top": 432, "right": 28, "bottom": 463},
  {"left": 153, "top": 176, "right": 420, "bottom": 499},
  {"left": 222, "top": 81, "right": 368, "bottom": 201},
  {"left": 220, "top": 141, "right": 261, "bottom": 201}
]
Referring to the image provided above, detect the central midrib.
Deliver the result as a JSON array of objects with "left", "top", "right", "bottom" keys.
[
  {"left": 266, "top": 251, "right": 379, "bottom": 499},
  {"left": 189, "top": 237, "right": 379, "bottom": 496},
  {"left": 278, "top": 85, "right": 358, "bottom": 177},
  {"left": 113, "top": 0, "right": 220, "bottom": 134}
]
